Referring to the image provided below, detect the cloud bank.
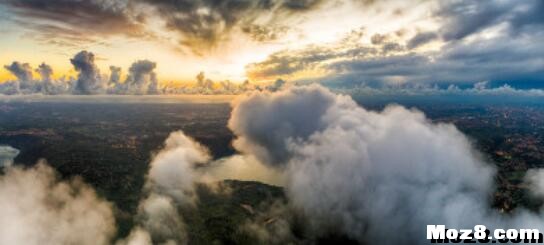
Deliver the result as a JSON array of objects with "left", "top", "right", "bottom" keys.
[{"left": 0, "top": 51, "right": 274, "bottom": 96}]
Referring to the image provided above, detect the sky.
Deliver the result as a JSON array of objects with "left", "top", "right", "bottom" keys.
[{"left": 0, "top": 0, "right": 543, "bottom": 94}]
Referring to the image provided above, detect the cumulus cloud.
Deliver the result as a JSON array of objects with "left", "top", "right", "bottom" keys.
[
  {"left": 194, "top": 72, "right": 215, "bottom": 94},
  {"left": 228, "top": 85, "right": 544, "bottom": 243},
  {"left": 4, "top": 61, "right": 35, "bottom": 93},
  {"left": 229, "top": 86, "right": 337, "bottom": 165},
  {"left": 70, "top": 51, "right": 105, "bottom": 95},
  {"left": 115, "top": 226, "right": 152, "bottom": 245},
  {"left": 137, "top": 194, "right": 186, "bottom": 244},
  {"left": 146, "top": 131, "right": 210, "bottom": 203},
  {"left": 129, "top": 131, "right": 211, "bottom": 244},
  {"left": 35, "top": 63, "right": 71, "bottom": 95},
  {"left": 0, "top": 161, "right": 116, "bottom": 245},
  {"left": 36, "top": 63, "right": 53, "bottom": 82},
  {"left": 121, "top": 60, "right": 159, "bottom": 95},
  {"left": 0, "top": 52, "right": 278, "bottom": 96},
  {"left": 172, "top": 71, "right": 259, "bottom": 95},
  {"left": 109, "top": 66, "right": 122, "bottom": 85},
  {"left": 4, "top": 61, "right": 33, "bottom": 84},
  {"left": 0, "top": 145, "right": 19, "bottom": 168}
]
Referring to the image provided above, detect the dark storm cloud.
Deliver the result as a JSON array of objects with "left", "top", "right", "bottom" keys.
[{"left": 1, "top": 0, "right": 146, "bottom": 45}]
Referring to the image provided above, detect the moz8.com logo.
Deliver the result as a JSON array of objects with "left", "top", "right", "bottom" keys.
[{"left": 427, "top": 225, "right": 543, "bottom": 243}]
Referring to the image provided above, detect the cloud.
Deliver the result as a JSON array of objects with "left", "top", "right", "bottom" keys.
[
  {"left": 135, "top": 0, "right": 326, "bottom": 53},
  {"left": 240, "top": 200, "right": 299, "bottom": 244},
  {"left": 4, "top": 61, "right": 34, "bottom": 92},
  {"left": 435, "top": 0, "right": 509, "bottom": 41},
  {"left": 115, "top": 226, "right": 152, "bottom": 245},
  {"left": 243, "top": 1, "right": 544, "bottom": 88},
  {"left": 228, "top": 85, "right": 337, "bottom": 166},
  {"left": 146, "top": 131, "right": 210, "bottom": 203},
  {"left": 203, "top": 155, "right": 284, "bottom": 186},
  {"left": 70, "top": 51, "right": 105, "bottom": 95},
  {"left": 36, "top": 62, "right": 53, "bottom": 82},
  {"left": 338, "top": 82, "right": 544, "bottom": 97},
  {"left": 121, "top": 60, "right": 159, "bottom": 95},
  {"left": 245, "top": 43, "right": 369, "bottom": 81},
  {"left": 406, "top": 31, "right": 438, "bottom": 49},
  {"left": 128, "top": 131, "right": 211, "bottom": 244},
  {"left": 0, "top": 51, "right": 280, "bottom": 96},
  {"left": 0, "top": 145, "right": 19, "bottom": 167},
  {"left": 370, "top": 33, "right": 389, "bottom": 45},
  {"left": 0, "top": 0, "right": 331, "bottom": 53},
  {"left": 435, "top": 0, "right": 544, "bottom": 41},
  {"left": 248, "top": 28, "right": 544, "bottom": 87},
  {"left": 137, "top": 194, "right": 186, "bottom": 244},
  {"left": 241, "top": 24, "right": 289, "bottom": 42},
  {"left": 227, "top": 85, "right": 544, "bottom": 243},
  {"left": 35, "top": 63, "right": 71, "bottom": 95},
  {"left": 109, "top": 66, "right": 122, "bottom": 85},
  {"left": 194, "top": 71, "right": 215, "bottom": 94},
  {"left": 0, "top": 81, "right": 20, "bottom": 95},
  {"left": 1, "top": 0, "right": 147, "bottom": 46},
  {"left": 175, "top": 72, "right": 258, "bottom": 95},
  {"left": 4, "top": 61, "right": 33, "bottom": 84},
  {"left": 0, "top": 161, "right": 116, "bottom": 245}
]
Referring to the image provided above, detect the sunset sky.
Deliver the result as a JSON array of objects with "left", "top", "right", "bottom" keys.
[{"left": 1, "top": 0, "right": 543, "bottom": 90}]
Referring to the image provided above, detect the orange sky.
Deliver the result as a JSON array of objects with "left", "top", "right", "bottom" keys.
[{"left": 0, "top": 0, "right": 437, "bottom": 84}]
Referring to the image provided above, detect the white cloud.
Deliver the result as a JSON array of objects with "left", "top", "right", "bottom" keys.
[
  {"left": 228, "top": 84, "right": 544, "bottom": 243},
  {"left": 0, "top": 161, "right": 116, "bottom": 245}
]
